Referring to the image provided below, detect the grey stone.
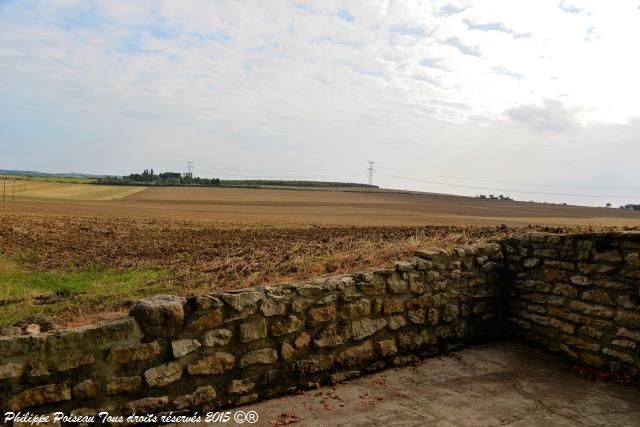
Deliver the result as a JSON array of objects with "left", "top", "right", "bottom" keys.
[
  {"left": 0, "top": 326, "right": 22, "bottom": 336},
  {"left": 375, "top": 339, "right": 398, "bottom": 357},
  {"left": 260, "top": 298, "right": 288, "bottom": 316},
  {"left": 18, "top": 313, "right": 58, "bottom": 332},
  {"left": 7, "top": 384, "right": 71, "bottom": 411},
  {"left": 185, "top": 310, "right": 222, "bottom": 332},
  {"left": 239, "top": 348, "right": 278, "bottom": 367},
  {"left": 351, "top": 318, "right": 387, "bottom": 340},
  {"left": 193, "top": 295, "right": 223, "bottom": 310},
  {"left": 129, "top": 295, "right": 186, "bottom": 338},
  {"left": 291, "top": 354, "right": 334, "bottom": 375},
  {"left": 221, "top": 291, "right": 264, "bottom": 313},
  {"left": 387, "top": 274, "right": 408, "bottom": 293},
  {"left": 314, "top": 324, "right": 344, "bottom": 348},
  {"left": 188, "top": 352, "right": 236, "bottom": 375},
  {"left": 407, "top": 309, "right": 426, "bottom": 325},
  {"left": 331, "top": 370, "right": 361, "bottom": 382},
  {"left": 281, "top": 342, "right": 296, "bottom": 360},
  {"left": 570, "top": 275, "right": 591, "bottom": 286},
  {"left": 295, "top": 284, "right": 323, "bottom": 296},
  {"left": 307, "top": 305, "right": 336, "bottom": 326},
  {"left": 625, "top": 252, "right": 639, "bottom": 266},
  {"left": 592, "top": 248, "right": 622, "bottom": 262},
  {"left": 236, "top": 393, "right": 259, "bottom": 405},
  {"left": 270, "top": 315, "right": 303, "bottom": 336},
  {"left": 106, "top": 376, "right": 142, "bottom": 394},
  {"left": 172, "top": 338, "right": 201, "bottom": 358},
  {"left": 108, "top": 341, "right": 161, "bottom": 363},
  {"left": 387, "top": 315, "right": 406, "bottom": 330},
  {"left": 295, "top": 332, "right": 311, "bottom": 349},
  {"left": 144, "top": 361, "right": 182, "bottom": 387},
  {"left": 0, "top": 362, "right": 24, "bottom": 379},
  {"left": 291, "top": 297, "right": 312, "bottom": 313},
  {"left": 337, "top": 341, "right": 373, "bottom": 368},
  {"left": 202, "top": 328, "right": 232, "bottom": 347},
  {"left": 29, "top": 350, "right": 95, "bottom": 376},
  {"left": 602, "top": 347, "right": 634, "bottom": 364},
  {"left": 443, "top": 304, "right": 459, "bottom": 322},
  {"left": 174, "top": 385, "right": 217, "bottom": 410},
  {"left": 383, "top": 298, "right": 404, "bottom": 314},
  {"left": 240, "top": 318, "right": 268, "bottom": 342},
  {"left": 24, "top": 324, "right": 41, "bottom": 335},
  {"left": 227, "top": 379, "right": 255, "bottom": 394},
  {"left": 73, "top": 379, "right": 98, "bottom": 399},
  {"left": 124, "top": 396, "right": 169, "bottom": 413}
]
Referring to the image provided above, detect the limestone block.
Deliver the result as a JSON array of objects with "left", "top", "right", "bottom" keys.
[
  {"left": 174, "top": 385, "right": 216, "bottom": 410},
  {"left": 240, "top": 318, "right": 267, "bottom": 342},
  {"left": 239, "top": 348, "right": 278, "bottom": 368},
  {"left": 129, "top": 295, "right": 186, "bottom": 338},
  {"left": 187, "top": 352, "right": 235, "bottom": 375},
  {"left": 351, "top": 318, "right": 387, "bottom": 340},
  {"left": 144, "top": 361, "right": 182, "bottom": 387},
  {"left": 7, "top": 384, "right": 71, "bottom": 411},
  {"left": 202, "top": 329, "right": 232, "bottom": 347},
  {"left": 172, "top": 338, "right": 201, "bottom": 358}
]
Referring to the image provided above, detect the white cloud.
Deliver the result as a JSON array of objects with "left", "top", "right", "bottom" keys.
[
  {"left": 1, "top": 0, "right": 639, "bottom": 206},
  {"left": 505, "top": 99, "right": 578, "bottom": 131}
]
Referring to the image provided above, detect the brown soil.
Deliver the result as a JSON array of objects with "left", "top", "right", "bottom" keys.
[
  {"left": 1, "top": 185, "right": 637, "bottom": 326},
  {"left": 1, "top": 186, "right": 638, "bottom": 226}
]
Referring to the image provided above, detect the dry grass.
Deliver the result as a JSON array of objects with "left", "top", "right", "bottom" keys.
[
  {"left": 2, "top": 180, "right": 145, "bottom": 200},
  {"left": 2, "top": 212, "right": 629, "bottom": 327}
]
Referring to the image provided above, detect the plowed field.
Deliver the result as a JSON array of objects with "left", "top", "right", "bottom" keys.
[{"left": 0, "top": 183, "right": 638, "bottom": 327}]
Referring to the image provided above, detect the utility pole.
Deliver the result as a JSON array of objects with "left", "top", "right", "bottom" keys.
[{"left": 367, "top": 161, "right": 375, "bottom": 186}]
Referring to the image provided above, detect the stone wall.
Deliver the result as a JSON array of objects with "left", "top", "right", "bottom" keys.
[
  {"left": 504, "top": 231, "right": 640, "bottom": 377},
  {"left": 0, "top": 243, "right": 504, "bottom": 418}
]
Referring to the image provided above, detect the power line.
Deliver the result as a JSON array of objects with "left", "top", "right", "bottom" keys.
[
  {"left": 375, "top": 172, "right": 640, "bottom": 199},
  {"left": 196, "top": 163, "right": 362, "bottom": 175},
  {"left": 195, "top": 167, "right": 364, "bottom": 180},
  {"left": 377, "top": 166, "right": 640, "bottom": 191}
]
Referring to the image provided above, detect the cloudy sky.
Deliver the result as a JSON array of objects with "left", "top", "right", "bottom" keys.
[{"left": 1, "top": 0, "right": 639, "bottom": 206}]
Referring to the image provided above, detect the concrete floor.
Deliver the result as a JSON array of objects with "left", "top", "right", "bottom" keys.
[{"left": 220, "top": 342, "right": 640, "bottom": 427}]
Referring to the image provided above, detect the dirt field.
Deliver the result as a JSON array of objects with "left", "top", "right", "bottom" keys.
[
  {"left": 0, "top": 213, "right": 521, "bottom": 326},
  {"left": 0, "top": 183, "right": 637, "bottom": 327},
  {"left": 1, "top": 183, "right": 638, "bottom": 226}
]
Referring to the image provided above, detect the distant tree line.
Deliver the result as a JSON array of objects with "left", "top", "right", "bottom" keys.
[
  {"left": 475, "top": 194, "right": 513, "bottom": 201},
  {"left": 220, "top": 180, "right": 378, "bottom": 188},
  {"left": 96, "top": 169, "right": 221, "bottom": 186},
  {"left": 619, "top": 204, "right": 640, "bottom": 211},
  {"left": 95, "top": 172, "right": 380, "bottom": 189}
]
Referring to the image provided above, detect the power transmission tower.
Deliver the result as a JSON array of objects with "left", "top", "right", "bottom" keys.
[
  {"left": 367, "top": 161, "right": 375, "bottom": 186},
  {"left": 185, "top": 161, "right": 194, "bottom": 180}
]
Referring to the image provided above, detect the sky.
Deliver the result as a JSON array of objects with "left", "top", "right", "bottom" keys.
[{"left": 1, "top": 0, "right": 639, "bottom": 206}]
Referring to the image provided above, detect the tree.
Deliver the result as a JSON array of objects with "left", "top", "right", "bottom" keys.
[{"left": 606, "top": 202, "right": 612, "bottom": 208}]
